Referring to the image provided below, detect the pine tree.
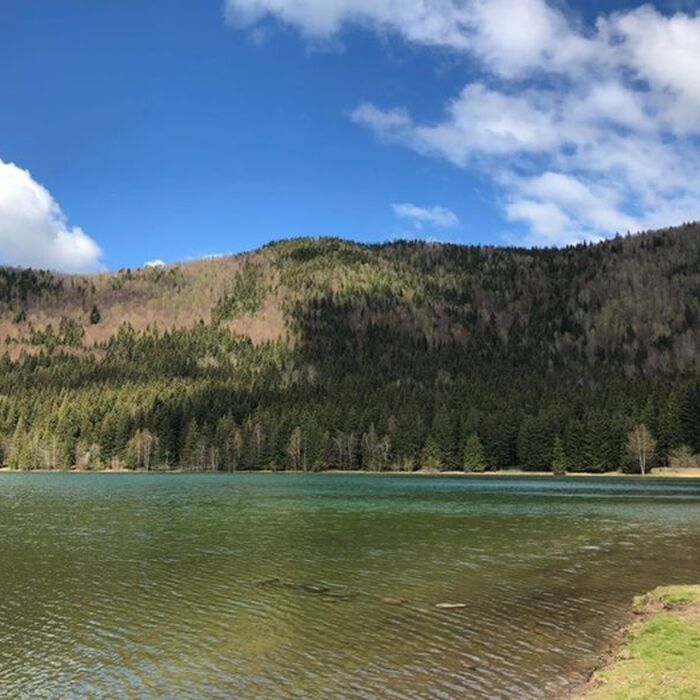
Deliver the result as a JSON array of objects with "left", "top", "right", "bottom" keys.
[
  {"left": 550, "top": 436, "right": 569, "bottom": 475},
  {"left": 518, "top": 416, "right": 552, "bottom": 471},
  {"left": 679, "top": 382, "right": 700, "bottom": 453},
  {"left": 182, "top": 419, "right": 203, "bottom": 470},
  {"left": 432, "top": 405, "right": 457, "bottom": 470},
  {"left": 463, "top": 433, "right": 487, "bottom": 472},
  {"left": 564, "top": 419, "right": 585, "bottom": 473},
  {"left": 420, "top": 436, "right": 443, "bottom": 472},
  {"left": 89, "top": 305, "right": 101, "bottom": 325}
]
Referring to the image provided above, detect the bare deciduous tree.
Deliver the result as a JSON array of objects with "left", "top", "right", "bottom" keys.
[
  {"left": 130, "top": 429, "right": 158, "bottom": 471},
  {"left": 626, "top": 424, "right": 656, "bottom": 475},
  {"left": 287, "top": 426, "right": 303, "bottom": 471}
]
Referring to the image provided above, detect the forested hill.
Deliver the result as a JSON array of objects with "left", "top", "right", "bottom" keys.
[{"left": 0, "top": 223, "right": 699, "bottom": 473}]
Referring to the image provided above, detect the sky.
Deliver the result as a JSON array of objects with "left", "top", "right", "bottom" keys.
[{"left": 1, "top": 0, "right": 700, "bottom": 272}]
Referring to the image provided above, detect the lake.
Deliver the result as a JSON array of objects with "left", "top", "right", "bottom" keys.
[{"left": 1, "top": 473, "right": 699, "bottom": 698}]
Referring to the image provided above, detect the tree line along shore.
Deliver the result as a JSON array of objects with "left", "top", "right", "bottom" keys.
[{"left": 0, "top": 229, "right": 697, "bottom": 473}]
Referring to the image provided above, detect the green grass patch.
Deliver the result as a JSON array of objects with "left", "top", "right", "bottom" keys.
[
  {"left": 587, "top": 585, "right": 700, "bottom": 699},
  {"left": 633, "top": 585, "right": 700, "bottom": 609}
]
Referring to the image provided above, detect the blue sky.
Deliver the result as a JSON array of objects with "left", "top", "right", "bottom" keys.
[{"left": 1, "top": 0, "right": 699, "bottom": 271}]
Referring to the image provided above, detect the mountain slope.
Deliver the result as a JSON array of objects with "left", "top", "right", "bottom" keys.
[{"left": 0, "top": 223, "right": 698, "bottom": 472}]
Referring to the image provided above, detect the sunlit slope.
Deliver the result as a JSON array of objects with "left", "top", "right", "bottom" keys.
[{"left": 0, "top": 223, "right": 698, "bottom": 377}]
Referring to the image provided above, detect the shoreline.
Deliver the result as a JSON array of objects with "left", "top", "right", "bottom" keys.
[
  {"left": 578, "top": 585, "right": 700, "bottom": 698},
  {"left": 1, "top": 467, "right": 700, "bottom": 478}
]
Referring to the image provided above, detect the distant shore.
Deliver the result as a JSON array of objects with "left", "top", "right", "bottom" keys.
[
  {"left": 2, "top": 466, "right": 700, "bottom": 478},
  {"left": 326, "top": 468, "right": 700, "bottom": 479}
]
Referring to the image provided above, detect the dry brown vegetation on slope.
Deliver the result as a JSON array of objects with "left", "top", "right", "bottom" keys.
[{"left": 1, "top": 223, "right": 698, "bottom": 375}]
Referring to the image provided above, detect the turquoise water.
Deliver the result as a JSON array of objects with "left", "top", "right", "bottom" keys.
[{"left": 1, "top": 473, "right": 699, "bottom": 698}]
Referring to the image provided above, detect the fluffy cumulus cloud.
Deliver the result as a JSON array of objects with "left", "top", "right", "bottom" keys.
[
  {"left": 227, "top": 0, "right": 700, "bottom": 246},
  {"left": 392, "top": 202, "right": 459, "bottom": 229},
  {"left": 0, "top": 159, "right": 102, "bottom": 272}
]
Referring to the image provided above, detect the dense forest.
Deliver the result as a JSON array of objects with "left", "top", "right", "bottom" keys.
[{"left": 0, "top": 223, "right": 698, "bottom": 473}]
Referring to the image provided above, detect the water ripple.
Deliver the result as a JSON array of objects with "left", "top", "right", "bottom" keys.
[{"left": 1, "top": 473, "right": 699, "bottom": 698}]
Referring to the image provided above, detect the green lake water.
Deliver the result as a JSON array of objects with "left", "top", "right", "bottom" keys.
[{"left": 1, "top": 473, "right": 699, "bottom": 698}]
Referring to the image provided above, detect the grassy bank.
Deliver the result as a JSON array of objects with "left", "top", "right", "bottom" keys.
[{"left": 582, "top": 585, "right": 700, "bottom": 698}]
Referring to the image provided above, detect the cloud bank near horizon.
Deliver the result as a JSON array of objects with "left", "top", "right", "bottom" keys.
[
  {"left": 227, "top": 0, "right": 700, "bottom": 246},
  {"left": 0, "top": 159, "right": 103, "bottom": 273}
]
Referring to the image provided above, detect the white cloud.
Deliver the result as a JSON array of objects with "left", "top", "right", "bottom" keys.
[
  {"left": 392, "top": 202, "right": 459, "bottom": 229},
  {"left": 506, "top": 172, "right": 639, "bottom": 246},
  {"left": 353, "top": 84, "right": 563, "bottom": 166},
  {"left": 0, "top": 159, "right": 103, "bottom": 272},
  {"left": 466, "top": 0, "right": 586, "bottom": 78},
  {"left": 144, "top": 259, "right": 165, "bottom": 268},
  {"left": 602, "top": 5, "right": 700, "bottom": 133},
  {"left": 228, "top": 0, "right": 700, "bottom": 246},
  {"left": 225, "top": 0, "right": 474, "bottom": 50},
  {"left": 506, "top": 199, "right": 575, "bottom": 245},
  {"left": 224, "top": 0, "right": 594, "bottom": 72}
]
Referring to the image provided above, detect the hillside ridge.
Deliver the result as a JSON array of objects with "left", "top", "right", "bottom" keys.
[{"left": 0, "top": 223, "right": 698, "bottom": 472}]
